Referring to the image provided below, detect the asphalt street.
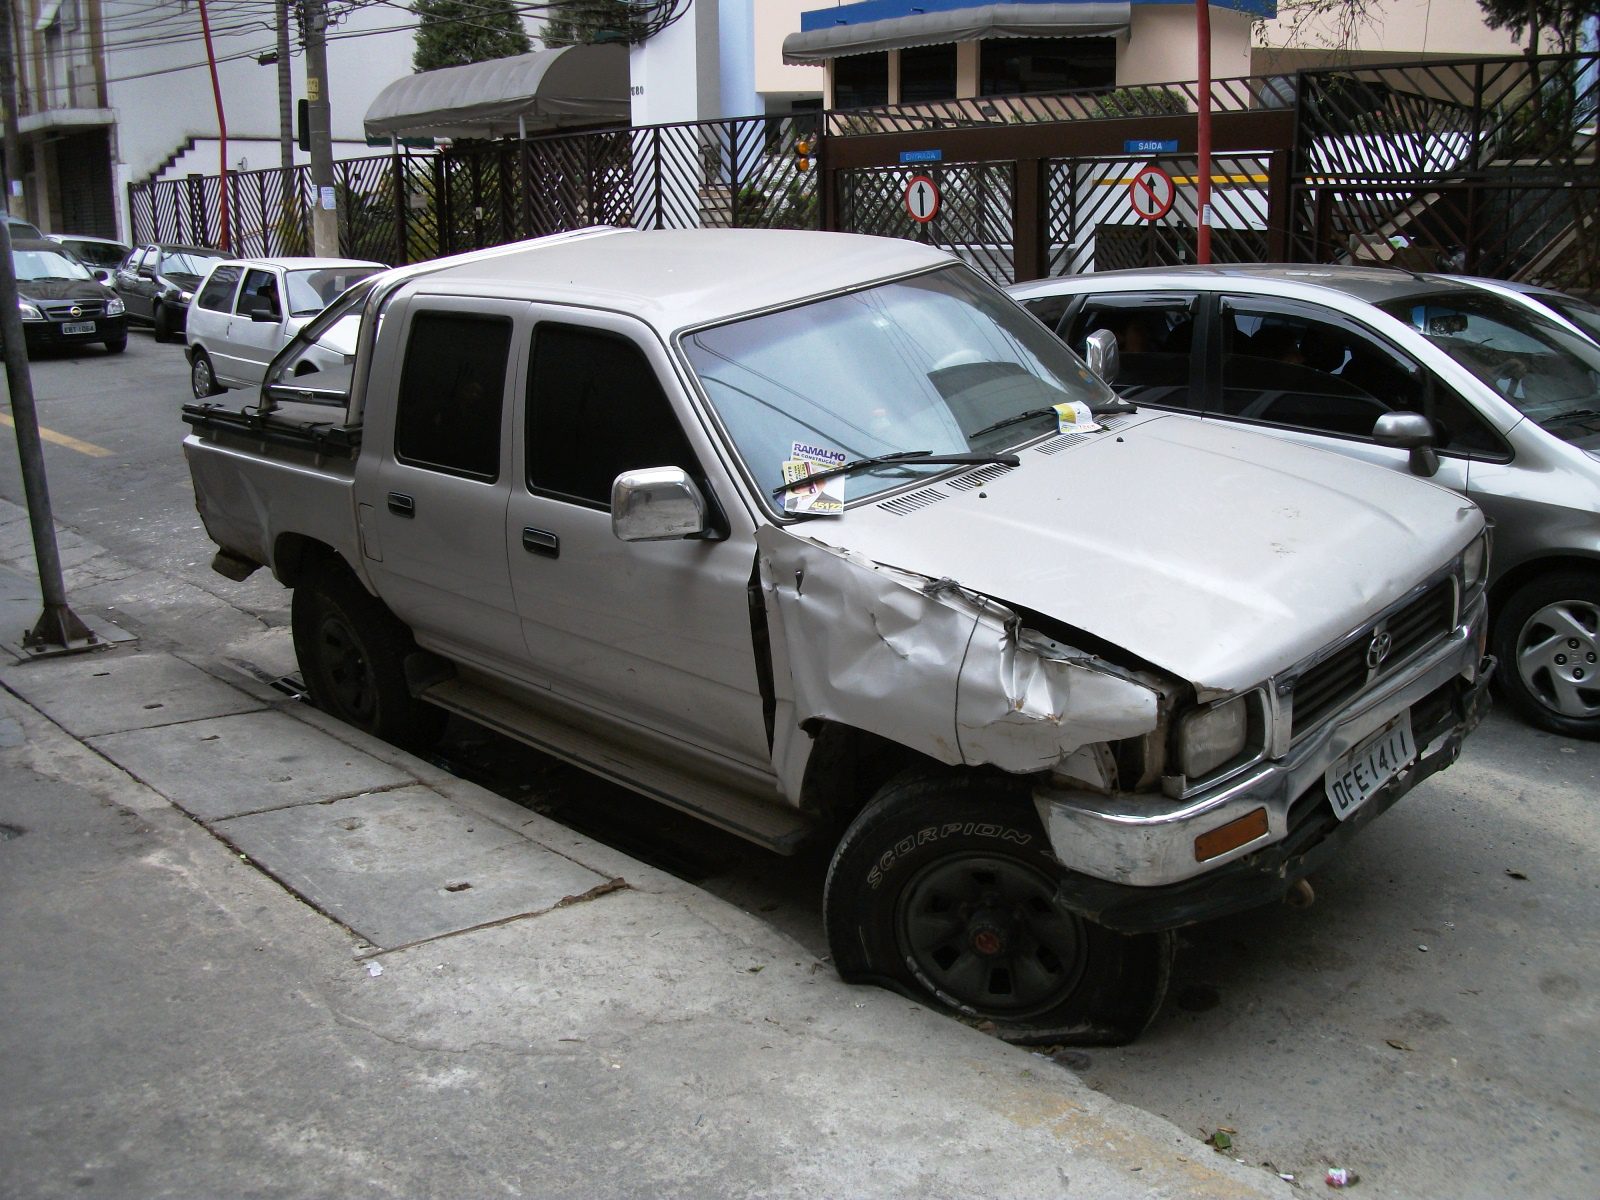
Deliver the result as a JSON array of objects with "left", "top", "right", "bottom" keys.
[{"left": 2, "top": 330, "right": 1596, "bottom": 1198}]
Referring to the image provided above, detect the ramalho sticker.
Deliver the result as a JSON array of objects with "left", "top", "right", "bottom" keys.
[{"left": 780, "top": 441, "right": 847, "bottom": 515}]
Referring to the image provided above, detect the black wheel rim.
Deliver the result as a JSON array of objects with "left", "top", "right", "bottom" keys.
[
  {"left": 1515, "top": 599, "right": 1600, "bottom": 720},
  {"left": 315, "top": 612, "right": 377, "bottom": 722},
  {"left": 895, "top": 852, "right": 1087, "bottom": 1019}
]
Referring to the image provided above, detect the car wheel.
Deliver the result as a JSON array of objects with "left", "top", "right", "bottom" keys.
[
  {"left": 190, "top": 351, "right": 223, "bottom": 398},
  {"left": 1494, "top": 570, "right": 1600, "bottom": 739},
  {"left": 290, "top": 563, "right": 446, "bottom": 750},
  {"left": 824, "top": 771, "right": 1173, "bottom": 1045},
  {"left": 104, "top": 336, "right": 127, "bottom": 354},
  {"left": 152, "top": 303, "right": 173, "bottom": 342}
]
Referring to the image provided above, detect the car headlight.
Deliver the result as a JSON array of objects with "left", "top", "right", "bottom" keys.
[
  {"left": 18, "top": 300, "right": 42, "bottom": 321},
  {"left": 1461, "top": 531, "right": 1489, "bottom": 591},
  {"left": 105, "top": 296, "right": 125, "bottom": 317},
  {"left": 1178, "top": 694, "right": 1252, "bottom": 780}
]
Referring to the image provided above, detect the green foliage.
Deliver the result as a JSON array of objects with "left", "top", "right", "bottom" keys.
[
  {"left": 541, "top": 0, "right": 647, "bottom": 47},
  {"left": 1475, "top": 0, "right": 1598, "bottom": 54},
  {"left": 1093, "top": 86, "right": 1190, "bottom": 119},
  {"left": 413, "top": 0, "right": 531, "bottom": 73}
]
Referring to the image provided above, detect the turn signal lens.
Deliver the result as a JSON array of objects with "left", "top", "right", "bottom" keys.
[
  {"left": 1461, "top": 532, "right": 1488, "bottom": 591},
  {"left": 1194, "top": 807, "right": 1269, "bottom": 862}
]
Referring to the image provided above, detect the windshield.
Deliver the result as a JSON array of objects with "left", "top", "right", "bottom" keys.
[
  {"left": 161, "top": 250, "right": 228, "bottom": 278},
  {"left": 682, "top": 266, "right": 1113, "bottom": 508},
  {"left": 264, "top": 277, "right": 379, "bottom": 410},
  {"left": 13, "top": 248, "right": 93, "bottom": 282},
  {"left": 61, "top": 240, "right": 127, "bottom": 268},
  {"left": 284, "top": 266, "right": 384, "bottom": 317},
  {"left": 1379, "top": 291, "right": 1600, "bottom": 444}
]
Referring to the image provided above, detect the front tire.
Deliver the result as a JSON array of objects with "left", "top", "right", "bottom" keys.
[
  {"left": 1493, "top": 570, "right": 1600, "bottom": 739},
  {"left": 824, "top": 772, "right": 1172, "bottom": 1045},
  {"left": 291, "top": 565, "right": 446, "bottom": 750},
  {"left": 190, "top": 350, "right": 223, "bottom": 398},
  {"left": 104, "top": 336, "right": 127, "bottom": 354}
]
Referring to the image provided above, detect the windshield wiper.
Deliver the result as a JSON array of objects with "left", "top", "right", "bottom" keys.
[
  {"left": 771, "top": 449, "right": 1020, "bottom": 497},
  {"left": 969, "top": 398, "right": 1136, "bottom": 441},
  {"left": 1543, "top": 407, "right": 1600, "bottom": 427}
]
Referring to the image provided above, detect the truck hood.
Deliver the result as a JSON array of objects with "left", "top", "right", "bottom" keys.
[{"left": 799, "top": 412, "right": 1482, "bottom": 695}]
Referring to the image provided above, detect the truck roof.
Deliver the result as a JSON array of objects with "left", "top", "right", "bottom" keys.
[{"left": 399, "top": 228, "right": 954, "bottom": 333}]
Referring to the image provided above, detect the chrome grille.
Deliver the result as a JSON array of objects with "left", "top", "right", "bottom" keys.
[
  {"left": 42, "top": 300, "right": 104, "bottom": 319},
  {"left": 1289, "top": 579, "right": 1456, "bottom": 741}
]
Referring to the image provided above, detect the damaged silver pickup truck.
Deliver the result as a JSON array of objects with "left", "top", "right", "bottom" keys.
[{"left": 183, "top": 228, "right": 1494, "bottom": 1044}]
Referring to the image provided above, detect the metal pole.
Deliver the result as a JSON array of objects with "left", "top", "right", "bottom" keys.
[
  {"left": 303, "top": 0, "right": 338, "bottom": 256},
  {"left": 197, "top": 0, "right": 231, "bottom": 250},
  {"left": 277, "top": 0, "right": 294, "bottom": 179},
  {"left": 1195, "top": 0, "right": 1213, "bottom": 265}
]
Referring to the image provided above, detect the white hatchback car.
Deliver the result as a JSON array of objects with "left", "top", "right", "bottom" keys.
[{"left": 187, "top": 256, "right": 385, "bottom": 398}]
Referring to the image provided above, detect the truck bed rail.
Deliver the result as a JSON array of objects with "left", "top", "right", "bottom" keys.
[{"left": 182, "top": 403, "right": 362, "bottom": 457}]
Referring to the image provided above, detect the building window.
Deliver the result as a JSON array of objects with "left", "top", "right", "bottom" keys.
[
  {"left": 979, "top": 37, "right": 1116, "bottom": 96},
  {"left": 898, "top": 44, "right": 957, "bottom": 103},
  {"left": 833, "top": 52, "right": 889, "bottom": 108}
]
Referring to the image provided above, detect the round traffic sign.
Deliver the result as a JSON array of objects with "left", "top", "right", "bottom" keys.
[
  {"left": 1128, "top": 165, "right": 1176, "bottom": 221},
  {"left": 904, "top": 175, "right": 940, "bottom": 223}
]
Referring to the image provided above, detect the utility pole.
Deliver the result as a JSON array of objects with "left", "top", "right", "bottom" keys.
[
  {"left": 0, "top": 0, "right": 27, "bottom": 223},
  {"left": 277, "top": 0, "right": 294, "bottom": 179},
  {"left": 302, "top": 0, "right": 338, "bottom": 255}
]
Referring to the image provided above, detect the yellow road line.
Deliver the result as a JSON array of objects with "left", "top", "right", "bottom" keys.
[
  {"left": 0, "top": 411, "right": 114, "bottom": 457},
  {"left": 1099, "top": 174, "right": 1269, "bottom": 186}
]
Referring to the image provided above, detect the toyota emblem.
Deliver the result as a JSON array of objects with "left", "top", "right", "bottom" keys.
[
  {"left": 1366, "top": 629, "right": 1393, "bottom": 670},
  {"left": 69, "top": 305, "right": 82, "bottom": 318}
]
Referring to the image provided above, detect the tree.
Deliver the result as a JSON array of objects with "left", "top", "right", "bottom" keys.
[
  {"left": 1475, "top": 0, "right": 1599, "bottom": 54},
  {"left": 412, "top": 0, "right": 531, "bottom": 73},
  {"left": 541, "top": 0, "right": 646, "bottom": 47}
]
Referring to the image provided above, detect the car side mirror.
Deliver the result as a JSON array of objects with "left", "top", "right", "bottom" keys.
[
  {"left": 137, "top": 266, "right": 155, "bottom": 279},
  {"left": 1373, "top": 411, "right": 1440, "bottom": 478},
  {"left": 1084, "top": 328, "right": 1121, "bottom": 384},
  {"left": 612, "top": 467, "right": 708, "bottom": 541},
  {"left": 243, "top": 295, "right": 279, "bottom": 321},
  {"left": 93, "top": 268, "right": 112, "bottom": 285}
]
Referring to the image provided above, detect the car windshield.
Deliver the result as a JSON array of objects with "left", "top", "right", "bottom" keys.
[
  {"left": 1379, "top": 291, "right": 1600, "bottom": 444},
  {"left": 63, "top": 240, "right": 127, "bottom": 268},
  {"left": 681, "top": 266, "right": 1113, "bottom": 508},
  {"left": 284, "top": 266, "right": 384, "bottom": 317},
  {"left": 13, "top": 248, "right": 93, "bottom": 282},
  {"left": 161, "top": 250, "right": 228, "bottom": 278}
]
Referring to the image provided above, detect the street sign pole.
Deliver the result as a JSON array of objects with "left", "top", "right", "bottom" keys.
[{"left": 1196, "top": 0, "right": 1214, "bottom": 265}]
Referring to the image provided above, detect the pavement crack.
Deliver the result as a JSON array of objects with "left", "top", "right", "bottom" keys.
[{"left": 553, "top": 876, "right": 629, "bottom": 908}]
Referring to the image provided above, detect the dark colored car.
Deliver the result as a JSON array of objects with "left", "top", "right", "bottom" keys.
[
  {"left": 5, "top": 238, "right": 127, "bottom": 355},
  {"left": 114, "top": 243, "right": 231, "bottom": 342},
  {"left": 49, "top": 233, "right": 133, "bottom": 279}
]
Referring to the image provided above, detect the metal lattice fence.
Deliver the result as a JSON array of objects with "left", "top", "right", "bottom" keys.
[{"left": 838, "top": 161, "right": 1016, "bottom": 283}]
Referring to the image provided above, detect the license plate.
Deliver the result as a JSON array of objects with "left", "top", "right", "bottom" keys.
[
  {"left": 1325, "top": 712, "right": 1415, "bottom": 821},
  {"left": 61, "top": 321, "right": 95, "bottom": 335}
]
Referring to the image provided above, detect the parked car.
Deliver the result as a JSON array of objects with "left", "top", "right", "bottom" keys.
[
  {"left": 183, "top": 229, "right": 1491, "bottom": 1044},
  {"left": 4, "top": 238, "right": 127, "bottom": 354},
  {"left": 114, "top": 243, "right": 231, "bottom": 342},
  {"left": 1007, "top": 264, "right": 1600, "bottom": 738},
  {"left": 1457, "top": 277, "right": 1600, "bottom": 345},
  {"left": 6, "top": 215, "right": 45, "bottom": 241},
  {"left": 186, "top": 256, "right": 386, "bottom": 398},
  {"left": 48, "top": 233, "right": 133, "bottom": 282}
]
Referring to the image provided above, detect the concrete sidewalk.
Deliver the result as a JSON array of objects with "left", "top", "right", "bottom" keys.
[{"left": 0, "top": 504, "right": 1291, "bottom": 1198}]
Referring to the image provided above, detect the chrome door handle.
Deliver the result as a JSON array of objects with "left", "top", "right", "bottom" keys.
[{"left": 522, "top": 527, "right": 559, "bottom": 558}]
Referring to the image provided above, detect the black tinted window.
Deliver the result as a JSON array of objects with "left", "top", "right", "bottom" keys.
[
  {"left": 834, "top": 52, "right": 888, "bottom": 108},
  {"left": 237, "top": 268, "right": 280, "bottom": 318},
  {"left": 394, "top": 312, "right": 510, "bottom": 481},
  {"left": 527, "top": 325, "right": 698, "bottom": 508},
  {"left": 1070, "top": 294, "right": 1198, "bottom": 408},
  {"left": 196, "top": 265, "right": 242, "bottom": 312}
]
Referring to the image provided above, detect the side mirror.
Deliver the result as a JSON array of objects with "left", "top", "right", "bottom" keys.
[
  {"left": 93, "top": 268, "right": 112, "bottom": 285},
  {"left": 1373, "top": 411, "right": 1440, "bottom": 477},
  {"left": 137, "top": 266, "right": 155, "bottom": 280},
  {"left": 1084, "top": 328, "right": 1121, "bottom": 384},
  {"left": 612, "top": 467, "right": 708, "bottom": 541}
]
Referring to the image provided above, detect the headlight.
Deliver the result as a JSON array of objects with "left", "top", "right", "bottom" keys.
[
  {"left": 105, "top": 296, "right": 125, "bottom": 317},
  {"left": 1461, "top": 532, "right": 1488, "bottom": 591},
  {"left": 1178, "top": 695, "right": 1251, "bottom": 779},
  {"left": 18, "top": 300, "right": 42, "bottom": 321}
]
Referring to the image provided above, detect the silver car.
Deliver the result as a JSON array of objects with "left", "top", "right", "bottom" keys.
[{"left": 1008, "top": 265, "right": 1600, "bottom": 739}]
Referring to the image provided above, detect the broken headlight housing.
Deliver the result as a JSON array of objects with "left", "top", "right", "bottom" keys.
[{"left": 1177, "top": 691, "right": 1267, "bottom": 782}]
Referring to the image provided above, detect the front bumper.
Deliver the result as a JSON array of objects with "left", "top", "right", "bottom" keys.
[
  {"left": 20, "top": 315, "right": 128, "bottom": 349},
  {"left": 1036, "top": 592, "right": 1493, "bottom": 933}
]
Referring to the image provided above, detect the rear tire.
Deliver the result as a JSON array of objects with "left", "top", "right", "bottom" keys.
[
  {"left": 190, "top": 350, "right": 223, "bottom": 398},
  {"left": 152, "top": 303, "right": 174, "bottom": 342},
  {"left": 1493, "top": 570, "right": 1600, "bottom": 739},
  {"left": 824, "top": 771, "right": 1172, "bottom": 1045},
  {"left": 291, "top": 564, "right": 446, "bottom": 751}
]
